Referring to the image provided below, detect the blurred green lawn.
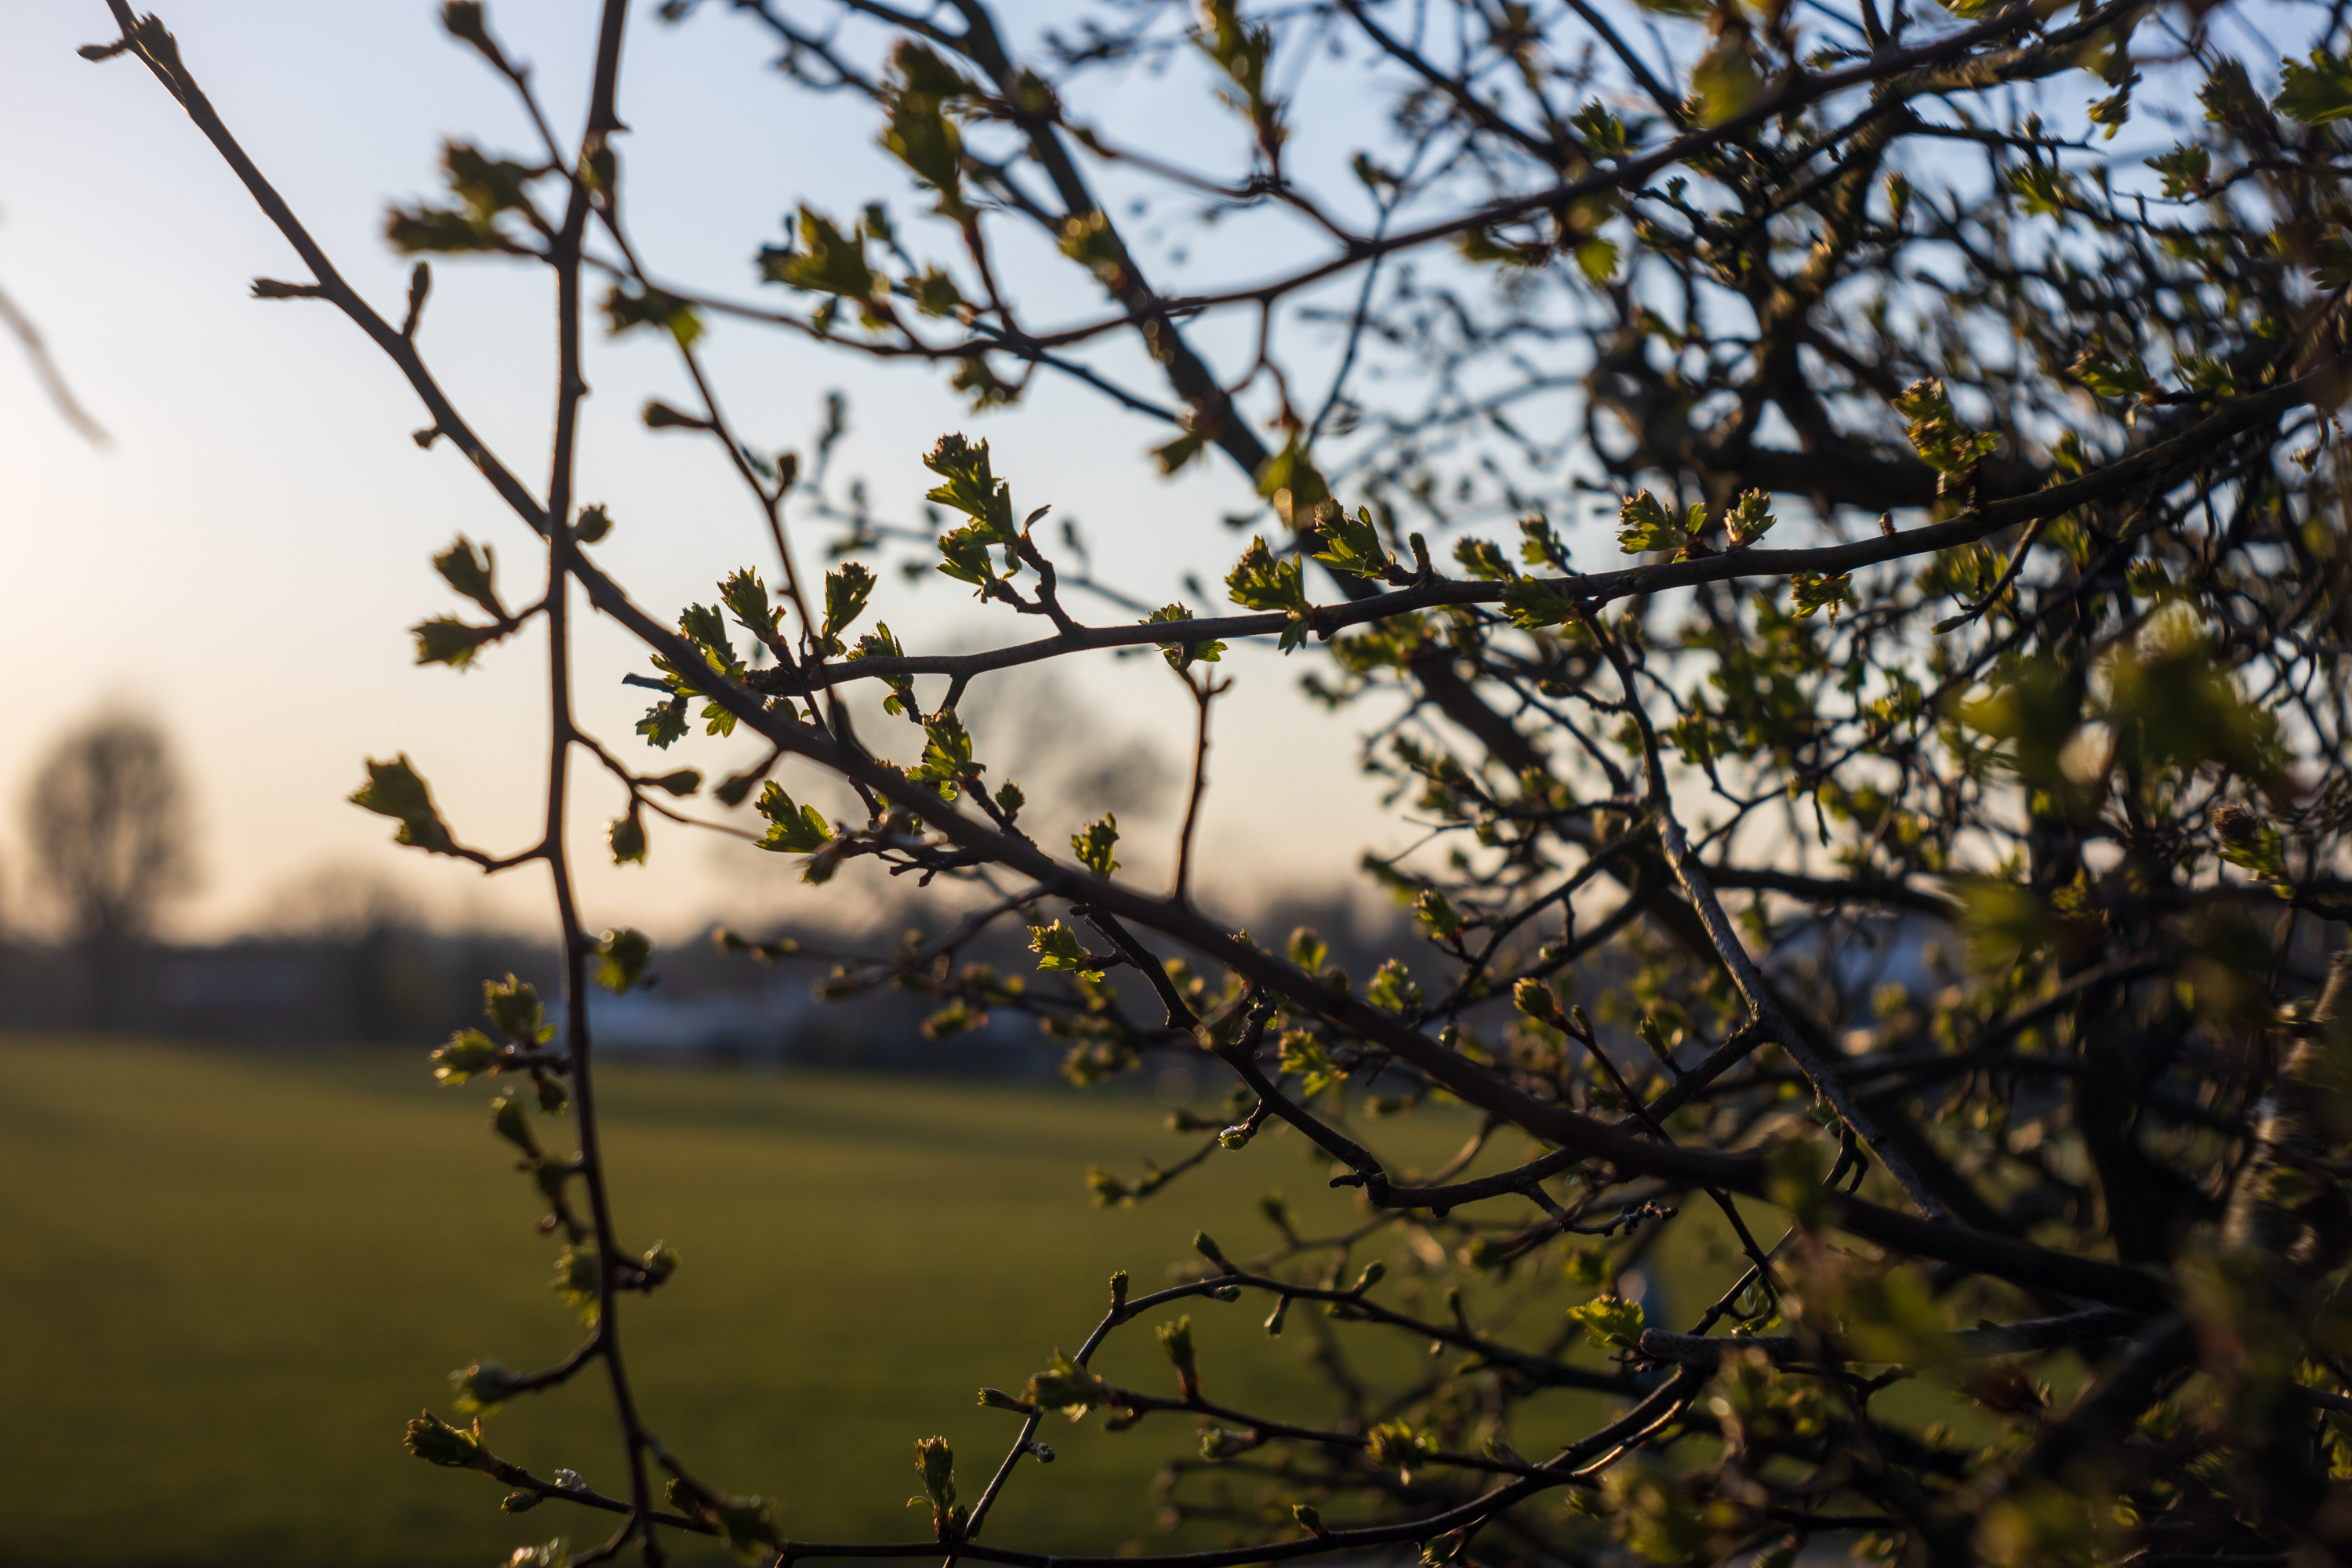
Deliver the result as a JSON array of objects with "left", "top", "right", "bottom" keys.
[
  {"left": 5, "top": 1033, "right": 2015, "bottom": 1568},
  {"left": 0, "top": 1033, "right": 1512, "bottom": 1567}
]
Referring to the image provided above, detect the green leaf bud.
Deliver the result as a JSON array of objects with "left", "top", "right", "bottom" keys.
[
  {"left": 764, "top": 206, "right": 880, "bottom": 301},
  {"left": 1566, "top": 1294, "right": 1646, "bottom": 1351},
  {"left": 1366, "top": 1421, "right": 1428, "bottom": 1466},
  {"left": 1724, "top": 488, "right": 1776, "bottom": 548},
  {"left": 551, "top": 1246, "right": 600, "bottom": 1321},
  {"left": 484, "top": 975, "right": 552, "bottom": 1044},
  {"left": 1109, "top": 1269, "right": 1129, "bottom": 1310},
  {"left": 908, "top": 711, "right": 981, "bottom": 803},
  {"left": 411, "top": 615, "right": 506, "bottom": 670},
  {"left": 1028, "top": 920, "right": 1099, "bottom": 974},
  {"left": 719, "top": 568, "right": 778, "bottom": 644},
  {"left": 431, "top": 535, "right": 504, "bottom": 617},
  {"left": 350, "top": 754, "right": 460, "bottom": 857},
  {"left": 449, "top": 1359, "right": 523, "bottom": 1415},
  {"left": 1790, "top": 571, "right": 1851, "bottom": 620},
  {"left": 1452, "top": 535, "right": 1515, "bottom": 581},
  {"left": 978, "top": 1387, "right": 1034, "bottom": 1413},
  {"left": 913, "top": 1435, "right": 956, "bottom": 1522},
  {"left": 1292, "top": 1503, "right": 1327, "bottom": 1537},
  {"left": 1085, "top": 1166, "right": 1131, "bottom": 1207},
  {"left": 404, "top": 1409, "right": 492, "bottom": 1469},
  {"left": 1351, "top": 1260, "right": 1385, "bottom": 1294},
  {"left": 1501, "top": 577, "right": 1584, "bottom": 630},
  {"left": 441, "top": 3, "right": 488, "bottom": 46},
  {"left": 604, "top": 281, "right": 705, "bottom": 347},
  {"left": 639, "top": 1242, "right": 680, "bottom": 1289},
  {"left": 1156, "top": 1315, "right": 1199, "bottom": 1397},
  {"left": 710, "top": 768, "right": 764, "bottom": 809},
  {"left": 637, "top": 695, "right": 689, "bottom": 750},
  {"left": 1367, "top": 958, "right": 1421, "bottom": 1013},
  {"left": 1511, "top": 977, "right": 1565, "bottom": 1029},
  {"left": 1615, "top": 490, "right": 1686, "bottom": 556},
  {"left": 533, "top": 1073, "right": 568, "bottom": 1117},
  {"left": 1070, "top": 815, "right": 1120, "bottom": 878},
  {"left": 1024, "top": 1350, "right": 1102, "bottom": 1415},
  {"left": 1635, "top": 1011, "right": 1680, "bottom": 1069},
  {"left": 608, "top": 807, "right": 648, "bottom": 866},
  {"left": 593, "top": 928, "right": 654, "bottom": 993},
  {"left": 639, "top": 400, "right": 702, "bottom": 433},
  {"left": 430, "top": 1028, "right": 499, "bottom": 1084},
  {"left": 821, "top": 562, "right": 878, "bottom": 653},
  {"left": 1193, "top": 1231, "right": 1231, "bottom": 1270},
  {"left": 935, "top": 523, "right": 999, "bottom": 592},
  {"left": 1143, "top": 603, "right": 1226, "bottom": 670},
  {"left": 1309, "top": 503, "right": 1392, "bottom": 579},
  {"left": 1199, "top": 1428, "right": 1253, "bottom": 1461},
  {"left": 1892, "top": 378, "right": 2000, "bottom": 483},
  {"left": 712, "top": 1496, "right": 783, "bottom": 1563},
  {"left": 1412, "top": 887, "right": 1461, "bottom": 939},
  {"left": 921, "top": 434, "right": 1018, "bottom": 538},
  {"left": 753, "top": 782, "right": 834, "bottom": 854},
  {"left": 488, "top": 1092, "right": 538, "bottom": 1156},
  {"left": 1224, "top": 535, "right": 1307, "bottom": 613},
  {"left": 679, "top": 601, "right": 731, "bottom": 658},
  {"left": 500, "top": 1491, "right": 542, "bottom": 1514}
]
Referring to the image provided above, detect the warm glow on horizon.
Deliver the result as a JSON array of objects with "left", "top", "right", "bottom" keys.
[{"left": 0, "top": 1, "right": 1402, "bottom": 945}]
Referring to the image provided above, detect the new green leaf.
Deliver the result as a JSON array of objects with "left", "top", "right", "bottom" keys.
[
  {"left": 1226, "top": 536, "right": 1305, "bottom": 612},
  {"left": 754, "top": 782, "right": 835, "bottom": 853},
  {"left": 594, "top": 928, "right": 653, "bottom": 993},
  {"left": 1029, "top": 920, "right": 1099, "bottom": 974},
  {"left": 822, "top": 562, "right": 877, "bottom": 653},
  {"left": 1566, "top": 1294, "right": 1646, "bottom": 1351},
  {"left": 350, "top": 754, "right": 459, "bottom": 856},
  {"left": 1072, "top": 814, "right": 1120, "bottom": 877}
]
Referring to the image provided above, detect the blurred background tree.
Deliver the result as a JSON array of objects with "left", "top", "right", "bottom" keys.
[{"left": 23, "top": 709, "right": 195, "bottom": 1025}]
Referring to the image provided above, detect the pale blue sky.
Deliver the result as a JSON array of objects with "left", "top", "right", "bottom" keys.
[
  {"left": 3, "top": 0, "right": 2296, "bottom": 946},
  {"left": 0, "top": 1, "right": 1413, "bottom": 942}
]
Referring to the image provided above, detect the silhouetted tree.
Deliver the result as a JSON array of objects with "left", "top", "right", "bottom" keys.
[
  {"left": 24, "top": 710, "right": 195, "bottom": 1025},
  {"left": 81, "top": 0, "right": 2352, "bottom": 1563}
]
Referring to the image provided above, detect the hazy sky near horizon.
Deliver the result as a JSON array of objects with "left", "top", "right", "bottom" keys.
[
  {"left": 5, "top": 0, "right": 2293, "bottom": 951},
  {"left": 0, "top": 1, "right": 1427, "bottom": 946}
]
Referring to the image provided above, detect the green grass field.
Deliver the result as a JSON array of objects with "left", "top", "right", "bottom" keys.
[
  {"left": 0, "top": 1033, "right": 1552, "bottom": 1568},
  {"left": 0, "top": 1032, "right": 2036, "bottom": 1568}
]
